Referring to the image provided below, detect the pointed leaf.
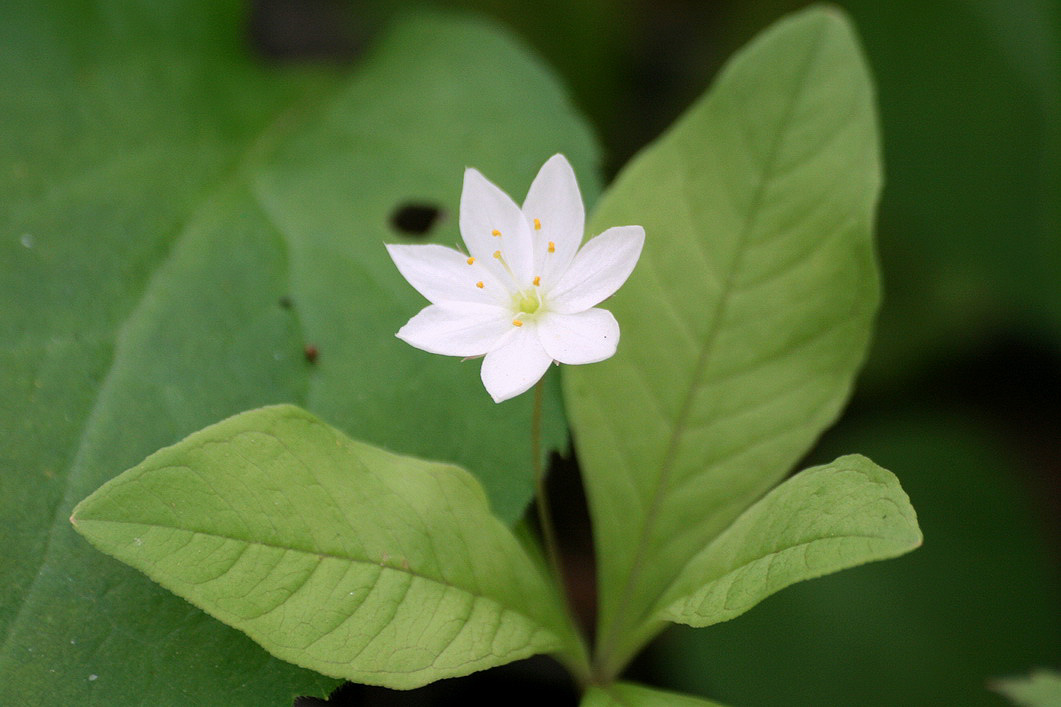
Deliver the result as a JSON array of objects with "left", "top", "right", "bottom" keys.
[
  {"left": 657, "top": 455, "right": 920, "bottom": 628},
  {"left": 71, "top": 405, "right": 576, "bottom": 690},
  {"left": 656, "top": 415, "right": 1059, "bottom": 706},
  {"left": 565, "top": 7, "right": 882, "bottom": 676},
  {"left": 582, "top": 682, "right": 728, "bottom": 706}
]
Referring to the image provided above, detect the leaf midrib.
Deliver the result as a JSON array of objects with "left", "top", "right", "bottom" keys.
[
  {"left": 594, "top": 20, "right": 830, "bottom": 675},
  {"left": 664, "top": 528, "right": 911, "bottom": 619},
  {"left": 73, "top": 515, "right": 522, "bottom": 601},
  {"left": 71, "top": 515, "right": 560, "bottom": 643}
]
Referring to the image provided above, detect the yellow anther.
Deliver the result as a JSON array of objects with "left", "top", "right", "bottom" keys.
[
  {"left": 512, "top": 319, "right": 524, "bottom": 327},
  {"left": 532, "top": 276, "right": 541, "bottom": 286},
  {"left": 476, "top": 281, "right": 484, "bottom": 289},
  {"left": 493, "top": 250, "right": 502, "bottom": 259},
  {"left": 491, "top": 229, "right": 501, "bottom": 237},
  {"left": 466, "top": 257, "right": 475, "bottom": 265},
  {"left": 533, "top": 218, "right": 541, "bottom": 230},
  {"left": 547, "top": 241, "right": 556, "bottom": 253}
]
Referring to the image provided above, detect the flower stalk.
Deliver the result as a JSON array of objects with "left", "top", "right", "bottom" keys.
[{"left": 531, "top": 377, "right": 564, "bottom": 603}]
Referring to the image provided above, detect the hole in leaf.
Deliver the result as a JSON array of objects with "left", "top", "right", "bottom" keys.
[
  {"left": 390, "top": 202, "right": 444, "bottom": 238},
  {"left": 249, "top": 0, "right": 363, "bottom": 62}
]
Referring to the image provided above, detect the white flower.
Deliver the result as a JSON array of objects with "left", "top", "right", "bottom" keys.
[{"left": 387, "top": 154, "right": 644, "bottom": 403}]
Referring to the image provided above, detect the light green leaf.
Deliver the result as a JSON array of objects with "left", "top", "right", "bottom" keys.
[
  {"left": 71, "top": 405, "right": 579, "bottom": 690},
  {"left": 582, "top": 682, "right": 728, "bottom": 706},
  {"left": 656, "top": 414, "right": 1060, "bottom": 706},
  {"left": 565, "top": 7, "right": 881, "bottom": 677},
  {"left": 1, "top": 3, "right": 595, "bottom": 702},
  {"left": 993, "top": 669, "right": 1061, "bottom": 707},
  {"left": 657, "top": 455, "right": 920, "bottom": 628}
]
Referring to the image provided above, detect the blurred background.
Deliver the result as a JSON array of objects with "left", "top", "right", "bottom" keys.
[{"left": 116, "top": 0, "right": 1061, "bottom": 703}]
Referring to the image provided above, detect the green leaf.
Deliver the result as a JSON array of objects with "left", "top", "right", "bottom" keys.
[
  {"left": 993, "top": 669, "right": 1061, "bottom": 707},
  {"left": 582, "top": 682, "right": 728, "bottom": 706},
  {"left": 71, "top": 405, "right": 578, "bottom": 690},
  {"left": 657, "top": 455, "right": 920, "bottom": 628},
  {"left": 0, "top": 3, "right": 596, "bottom": 702},
  {"left": 655, "top": 414, "right": 1060, "bottom": 706},
  {"left": 564, "top": 7, "right": 881, "bottom": 677}
]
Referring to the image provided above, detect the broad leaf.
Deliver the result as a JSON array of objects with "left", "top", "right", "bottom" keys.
[
  {"left": 582, "top": 682, "right": 727, "bottom": 706},
  {"left": 0, "top": 3, "right": 595, "bottom": 702},
  {"left": 657, "top": 455, "right": 920, "bottom": 628},
  {"left": 71, "top": 405, "right": 578, "bottom": 690},
  {"left": 565, "top": 7, "right": 881, "bottom": 677}
]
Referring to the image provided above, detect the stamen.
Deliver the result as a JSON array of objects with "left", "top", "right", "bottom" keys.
[
  {"left": 489, "top": 248, "right": 522, "bottom": 290},
  {"left": 512, "top": 319, "right": 524, "bottom": 327},
  {"left": 466, "top": 257, "right": 475, "bottom": 265},
  {"left": 532, "top": 276, "right": 541, "bottom": 286},
  {"left": 476, "top": 281, "right": 484, "bottom": 289},
  {"left": 533, "top": 218, "right": 541, "bottom": 230},
  {"left": 491, "top": 229, "right": 501, "bottom": 237},
  {"left": 547, "top": 241, "right": 556, "bottom": 253}
]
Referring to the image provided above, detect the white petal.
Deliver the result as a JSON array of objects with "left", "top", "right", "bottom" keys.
[
  {"left": 480, "top": 324, "right": 553, "bottom": 403},
  {"left": 536, "top": 308, "right": 619, "bottom": 365},
  {"left": 460, "top": 168, "right": 535, "bottom": 285},
  {"left": 547, "top": 225, "right": 645, "bottom": 314},
  {"left": 386, "top": 243, "right": 506, "bottom": 305},
  {"left": 397, "top": 303, "right": 511, "bottom": 357},
  {"left": 522, "top": 154, "right": 584, "bottom": 285}
]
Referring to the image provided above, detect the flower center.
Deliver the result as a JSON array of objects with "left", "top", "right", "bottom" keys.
[{"left": 517, "top": 290, "right": 540, "bottom": 315}]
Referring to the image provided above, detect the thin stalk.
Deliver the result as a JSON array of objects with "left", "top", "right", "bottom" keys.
[
  {"left": 531, "top": 376, "right": 590, "bottom": 686},
  {"left": 532, "top": 377, "right": 565, "bottom": 597}
]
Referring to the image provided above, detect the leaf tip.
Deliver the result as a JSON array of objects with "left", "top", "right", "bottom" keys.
[
  {"left": 798, "top": 2, "right": 855, "bottom": 27},
  {"left": 69, "top": 499, "right": 88, "bottom": 528}
]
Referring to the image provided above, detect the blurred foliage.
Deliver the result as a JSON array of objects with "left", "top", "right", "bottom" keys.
[{"left": 992, "top": 668, "right": 1061, "bottom": 706}]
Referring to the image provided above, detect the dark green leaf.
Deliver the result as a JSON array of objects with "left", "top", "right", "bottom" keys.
[{"left": 0, "top": 2, "right": 596, "bottom": 702}]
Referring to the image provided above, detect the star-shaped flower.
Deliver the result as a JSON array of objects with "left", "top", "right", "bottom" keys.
[{"left": 387, "top": 154, "right": 644, "bottom": 403}]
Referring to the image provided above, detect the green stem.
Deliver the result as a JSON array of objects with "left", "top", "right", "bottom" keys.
[
  {"left": 532, "top": 377, "right": 564, "bottom": 599},
  {"left": 531, "top": 376, "right": 590, "bottom": 685}
]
